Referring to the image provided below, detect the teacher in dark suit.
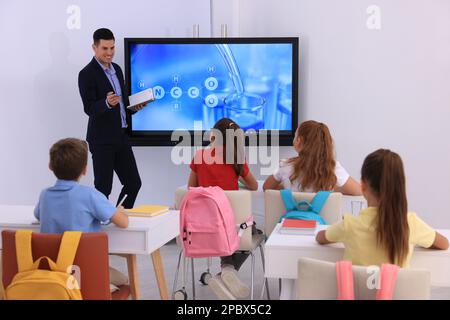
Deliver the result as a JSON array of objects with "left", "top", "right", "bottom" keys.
[{"left": 78, "top": 28, "right": 144, "bottom": 209}]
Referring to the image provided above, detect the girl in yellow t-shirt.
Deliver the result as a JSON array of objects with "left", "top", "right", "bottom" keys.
[{"left": 316, "top": 149, "right": 449, "bottom": 267}]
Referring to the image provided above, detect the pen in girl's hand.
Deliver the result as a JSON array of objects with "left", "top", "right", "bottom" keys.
[{"left": 117, "top": 194, "right": 128, "bottom": 207}]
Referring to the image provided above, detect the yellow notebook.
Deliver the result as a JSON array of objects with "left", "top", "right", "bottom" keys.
[{"left": 126, "top": 205, "right": 170, "bottom": 217}]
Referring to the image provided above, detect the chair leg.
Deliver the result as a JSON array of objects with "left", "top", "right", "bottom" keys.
[
  {"left": 191, "top": 258, "right": 196, "bottom": 300},
  {"left": 182, "top": 255, "right": 187, "bottom": 291},
  {"left": 279, "top": 278, "right": 282, "bottom": 297},
  {"left": 258, "top": 244, "right": 270, "bottom": 300},
  {"left": 172, "top": 250, "right": 183, "bottom": 299},
  {"left": 260, "top": 281, "right": 265, "bottom": 300},
  {"left": 0, "top": 258, "right": 4, "bottom": 300},
  {"left": 250, "top": 251, "right": 255, "bottom": 300}
]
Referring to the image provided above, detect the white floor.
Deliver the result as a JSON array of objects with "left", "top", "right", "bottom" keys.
[{"left": 109, "top": 240, "right": 450, "bottom": 300}]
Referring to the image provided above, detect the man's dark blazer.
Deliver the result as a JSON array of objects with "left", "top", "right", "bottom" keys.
[{"left": 78, "top": 57, "right": 134, "bottom": 144}]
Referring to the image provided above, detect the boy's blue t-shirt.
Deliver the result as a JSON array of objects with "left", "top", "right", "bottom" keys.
[{"left": 34, "top": 179, "right": 116, "bottom": 233}]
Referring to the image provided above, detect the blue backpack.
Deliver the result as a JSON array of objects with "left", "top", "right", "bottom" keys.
[{"left": 279, "top": 189, "right": 331, "bottom": 225}]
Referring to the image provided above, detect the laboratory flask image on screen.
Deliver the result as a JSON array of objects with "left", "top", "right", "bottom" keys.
[{"left": 125, "top": 38, "right": 298, "bottom": 146}]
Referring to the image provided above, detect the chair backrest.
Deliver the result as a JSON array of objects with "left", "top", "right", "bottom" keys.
[
  {"left": 264, "top": 190, "right": 342, "bottom": 236},
  {"left": 2, "top": 230, "right": 112, "bottom": 300},
  {"left": 175, "top": 187, "right": 254, "bottom": 251},
  {"left": 297, "top": 257, "right": 431, "bottom": 300}
]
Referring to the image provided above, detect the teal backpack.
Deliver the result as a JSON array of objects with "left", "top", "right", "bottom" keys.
[{"left": 279, "top": 189, "right": 331, "bottom": 225}]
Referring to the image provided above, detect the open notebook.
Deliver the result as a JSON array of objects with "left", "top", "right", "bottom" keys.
[{"left": 125, "top": 205, "right": 170, "bottom": 217}]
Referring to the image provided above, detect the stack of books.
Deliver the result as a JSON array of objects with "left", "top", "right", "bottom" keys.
[
  {"left": 125, "top": 205, "right": 170, "bottom": 217},
  {"left": 278, "top": 219, "right": 317, "bottom": 235}
]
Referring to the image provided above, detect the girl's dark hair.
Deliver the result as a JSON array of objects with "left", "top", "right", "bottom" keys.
[
  {"left": 361, "top": 149, "right": 409, "bottom": 266},
  {"left": 213, "top": 118, "right": 245, "bottom": 176}
]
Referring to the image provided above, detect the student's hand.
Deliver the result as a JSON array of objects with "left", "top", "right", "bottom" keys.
[
  {"left": 316, "top": 230, "right": 333, "bottom": 245},
  {"left": 263, "top": 175, "right": 282, "bottom": 191},
  {"left": 107, "top": 92, "right": 121, "bottom": 107},
  {"left": 188, "top": 171, "right": 198, "bottom": 188},
  {"left": 429, "top": 232, "right": 449, "bottom": 250},
  {"left": 335, "top": 177, "right": 362, "bottom": 196},
  {"left": 111, "top": 205, "right": 129, "bottom": 228},
  {"left": 241, "top": 172, "right": 258, "bottom": 191}
]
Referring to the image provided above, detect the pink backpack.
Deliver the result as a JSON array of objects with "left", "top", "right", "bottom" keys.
[
  {"left": 180, "top": 186, "right": 250, "bottom": 258},
  {"left": 336, "top": 261, "right": 399, "bottom": 300}
]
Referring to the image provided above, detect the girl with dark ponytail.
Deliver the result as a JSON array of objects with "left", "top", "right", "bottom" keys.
[
  {"left": 187, "top": 117, "right": 258, "bottom": 300},
  {"left": 316, "top": 149, "right": 448, "bottom": 267},
  {"left": 188, "top": 117, "right": 258, "bottom": 191}
]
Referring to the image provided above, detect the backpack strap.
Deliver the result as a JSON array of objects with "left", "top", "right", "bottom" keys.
[
  {"left": 279, "top": 190, "right": 310, "bottom": 223},
  {"left": 310, "top": 191, "right": 331, "bottom": 214},
  {"left": 55, "top": 231, "right": 82, "bottom": 273},
  {"left": 280, "top": 189, "right": 298, "bottom": 212},
  {"left": 15, "top": 230, "right": 34, "bottom": 272},
  {"left": 32, "top": 256, "right": 58, "bottom": 271},
  {"left": 237, "top": 215, "right": 254, "bottom": 237},
  {"left": 336, "top": 260, "right": 355, "bottom": 300},
  {"left": 376, "top": 263, "right": 399, "bottom": 300}
]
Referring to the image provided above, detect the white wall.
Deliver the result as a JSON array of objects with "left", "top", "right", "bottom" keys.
[
  {"left": 0, "top": 0, "right": 210, "bottom": 207},
  {"left": 1, "top": 0, "right": 450, "bottom": 228},
  {"left": 233, "top": 0, "right": 450, "bottom": 227}
]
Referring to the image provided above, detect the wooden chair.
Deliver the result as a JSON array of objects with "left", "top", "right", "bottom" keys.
[{"left": 1, "top": 230, "right": 130, "bottom": 300}]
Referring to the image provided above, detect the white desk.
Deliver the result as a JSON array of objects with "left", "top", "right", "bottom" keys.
[
  {"left": 0, "top": 205, "right": 179, "bottom": 300},
  {"left": 265, "top": 223, "right": 450, "bottom": 299}
]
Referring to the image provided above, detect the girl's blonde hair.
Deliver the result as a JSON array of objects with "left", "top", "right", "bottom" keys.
[{"left": 287, "top": 120, "right": 337, "bottom": 191}]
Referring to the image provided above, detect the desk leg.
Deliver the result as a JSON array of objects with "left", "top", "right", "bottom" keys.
[
  {"left": 0, "top": 254, "right": 4, "bottom": 300},
  {"left": 280, "top": 279, "right": 296, "bottom": 300},
  {"left": 126, "top": 254, "right": 141, "bottom": 300},
  {"left": 151, "top": 249, "right": 169, "bottom": 300}
]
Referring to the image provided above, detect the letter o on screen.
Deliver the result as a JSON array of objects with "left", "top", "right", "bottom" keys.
[
  {"left": 205, "top": 77, "right": 218, "bottom": 91},
  {"left": 205, "top": 94, "right": 218, "bottom": 108}
]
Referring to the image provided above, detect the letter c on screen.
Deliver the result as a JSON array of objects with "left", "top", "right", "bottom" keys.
[
  {"left": 170, "top": 87, "right": 182, "bottom": 99},
  {"left": 188, "top": 87, "right": 200, "bottom": 98}
]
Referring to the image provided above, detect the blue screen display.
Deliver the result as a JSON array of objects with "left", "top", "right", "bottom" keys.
[{"left": 129, "top": 42, "right": 294, "bottom": 131}]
